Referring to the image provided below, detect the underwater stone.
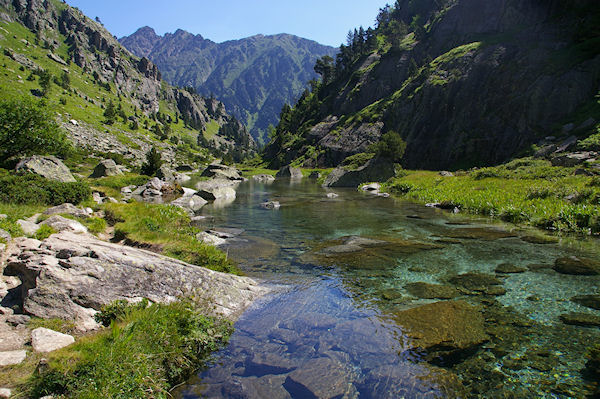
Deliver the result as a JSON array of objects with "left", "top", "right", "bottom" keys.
[
  {"left": 405, "top": 282, "right": 459, "bottom": 299},
  {"left": 559, "top": 312, "right": 600, "bottom": 327},
  {"left": 571, "top": 295, "right": 600, "bottom": 310},
  {"left": 554, "top": 257, "right": 600, "bottom": 275}
]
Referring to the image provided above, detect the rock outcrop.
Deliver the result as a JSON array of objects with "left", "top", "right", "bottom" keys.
[
  {"left": 15, "top": 156, "right": 76, "bottom": 183},
  {"left": 31, "top": 327, "right": 75, "bottom": 353},
  {"left": 275, "top": 165, "right": 303, "bottom": 179},
  {"left": 323, "top": 157, "right": 395, "bottom": 187},
  {"left": 4, "top": 232, "right": 268, "bottom": 331}
]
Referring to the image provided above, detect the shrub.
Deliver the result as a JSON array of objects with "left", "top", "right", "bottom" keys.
[
  {"left": 0, "top": 174, "right": 91, "bottom": 205},
  {"left": 390, "top": 182, "right": 414, "bottom": 194},
  {"left": 0, "top": 97, "right": 72, "bottom": 165},
  {"left": 370, "top": 130, "right": 406, "bottom": 162},
  {"left": 34, "top": 224, "right": 56, "bottom": 240},
  {"left": 471, "top": 168, "right": 500, "bottom": 180},
  {"left": 342, "top": 152, "right": 375, "bottom": 170},
  {"left": 94, "top": 299, "right": 148, "bottom": 327}
]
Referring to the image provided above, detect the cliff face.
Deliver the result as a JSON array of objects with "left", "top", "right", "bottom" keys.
[
  {"left": 120, "top": 28, "right": 337, "bottom": 143},
  {"left": 264, "top": 0, "right": 600, "bottom": 170}
]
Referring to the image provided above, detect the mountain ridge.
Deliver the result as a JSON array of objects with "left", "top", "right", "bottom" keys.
[{"left": 120, "top": 27, "right": 337, "bottom": 143}]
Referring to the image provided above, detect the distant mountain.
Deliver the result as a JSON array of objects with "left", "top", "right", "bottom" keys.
[{"left": 120, "top": 27, "right": 337, "bottom": 144}]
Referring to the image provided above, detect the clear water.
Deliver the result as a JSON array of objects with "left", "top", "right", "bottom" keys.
[{"left": 175, "top": 179, "right": 600, "bottom": 398}]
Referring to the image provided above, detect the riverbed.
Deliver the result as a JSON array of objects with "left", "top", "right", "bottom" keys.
[{"left": 175, "top": 179, "right": 600, "bottom": 398}]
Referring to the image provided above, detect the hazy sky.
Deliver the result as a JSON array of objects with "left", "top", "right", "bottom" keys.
[{"left": 66, "top": 0, "right": 391, "bottom": 47}]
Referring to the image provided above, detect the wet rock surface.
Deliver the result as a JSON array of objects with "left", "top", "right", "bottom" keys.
[
  {"left": 553, "top": 256, "right": 600, "bottom": 275},
  {"left": 404, "top": 282, "right": 459, "bottom": 299},
  {"left": 571, "top": 294, "right": 600, "bottom": 310}
]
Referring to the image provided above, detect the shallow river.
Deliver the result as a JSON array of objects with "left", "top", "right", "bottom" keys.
[{"left": 174, "top": 179, "right": 599, "bottom": 398}]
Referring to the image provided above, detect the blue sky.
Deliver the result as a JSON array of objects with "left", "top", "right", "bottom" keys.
[{"left": 66, "top": 0, "right": 391, "bottom": 47}]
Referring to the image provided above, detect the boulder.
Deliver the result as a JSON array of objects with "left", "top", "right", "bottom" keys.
[
  {"left": 90, "top": 159, "right": 122, "bottom": 178},
  {"left": 31, "top": 327, "right": 75, "bottom": 353},
  {"left": 196, "top": 232, "right": 227, "bottom": 246},
  {"left": 156, "top": 165, "right": 175, "bottom": 182},
  {"left": 393, "top": 301, "right": 488, "bottom": 364},
  {"left": 201, "top": 163, "right": 242, "bottom": 180},
  {"left": 275, "top": 165, "right": 303, "bottom": 179},
  {"left": 308, "top": 171, "right": 321, "bottom": 179},
  {"left": 43, "top": 203, "right": 90, "bottom": 219},
  {"left": 439, "top": 171, "right": 454, "bottom": 177},
  {"left": 252, "top": 174, "right": 275, "bottom": 183},
  {"left": 323, "top": 157, "right": 395, "bottom": 187},
  {"left": 361, "top": 183, "right": 381, "bottom": 193},
  {"left": 554, "top": 256, "right": 600, "bottom": 275},
  {"left": 4, "top": 232, "right": 267, "bottom": 330},
  {"left": 170, "top": 194, "right": 208, "bottom": 212},
  {"left": 15, "top": 156, "right": 76, "bottom": 183},
  {"left": 0, "top": 350, "right": 26, "bottom": 366},
  {"left": 196, "top": 180, "right": 237, "bottom": 201},
  {"left": 16, "top": 219, "right": 40, "bottom": 235},
  {"left": 326, "top": 193, "right": 339, "bottom": 198},
  {"left": 260, "top": 201, "right": 280, "bottom": 210},
  {"left": 41, "top": 215, "right": 88, "bottom": 234}
]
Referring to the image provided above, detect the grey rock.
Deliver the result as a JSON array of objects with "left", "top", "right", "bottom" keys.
[
  {"left": 170, "top": 194, "right": 208, "bottom": 212},
  {"left": 41, "top": 216, "right": 88, "bottom": 234},
  {"left": 17, "top": 219, "right": 40, "bottom": 236},
  {"left": 207, "top": 228, "right": 245, "bottom": 238},
  {"left": 0, "top": 229, "right": 10, "bottom": 242},
  {"left": 440, "top": 171, "right": 454, "bottom": 177},
  {"left": 252, "top": 174, "right": 275, "bottom": 183},
  {"left": 554, "top": 256, "right": 600, "bottom": 275},
  {"left": 578, "top": 117, "right": 596, "bottom": 130},
  {"left": 285, "top": 357, "right": 354, "bottom": 399},
  {"left": 323, "top": 157, "right": 395, "bottom": 188},
  {"left": 92, "top": 192, "right": 104, "bottom": 204},
  {"left": 308, "top": 171, "right": 321, "bottom": 179},
  {"left": 201, "top": 163, "right": 242, "bottom": 180},
  {"left": 326, "top": 192, "right": 339, "bottom": 198},
  {"left": 261, "top": 201, "right": 281, "bottom": 210},
  {"left": 0, "top": 388, "right": 11, "bottom": 398},
  {"left": 0, "top": 350, "right": 26, "bottom": 366},
  {"left": 551, "top": 152, "right": 597, "bottom": 167},
  {"left": 0, "top": 243, "right": 5, "bottom": 253},
  {"left": 15, "top": 156, "right": 76, "bottom": 183},
  {"left": 534, "top": 144, "right": 557, "bottom": 158},
  {"left": 196, "top": 180, "right": 237, "bottom": 201},
  {"left": 43, "top": 203, "right": 90, "bottom": 219},
  {"left": 4, "top": 232, "right": 267, "bottom": 330},
  {"left": 6, "top": 315, "right": 30, "bottom": 326},
  {"left": 276, "top": 165, "right": 303, "bottom": 179},
  {"left": 196, "top": 232, "right": 227, "bottom": 246},
  {"left": 156, "top": 165, "right": 175, "bottom": 182},
  {"left": 31, "top": 328, "right": 75, "bottom": 353},
  {"left": 90, "top": 159, "right": 122, "bottom": 178},
  {"left": 147, "top": 177, "right": 164, "bottom": 191}
]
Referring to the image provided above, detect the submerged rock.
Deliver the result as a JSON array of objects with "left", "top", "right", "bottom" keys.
[
  {"left": 445, "top": 227, "right": 517, "bottom": 241},
  {"left": 553, "top": 257, "right": 600, "bottom": 275},
  {"left": 393, "top": 300, "right": 488, "bottom": 364},
  {"left": 4, "top": 232, "right": 268, "bottom": 330},
  {"left": 405, "top": 282, "right": 459, "bottom": 299},
  {"left": 15, "top": 156, "right": 76, "bottom": 183},
  {"left": 449, "top": 272, "right": 502, "bottom": 292},
  {"left": 494, "top": 263, "right": 526, "bottom": 274},
  {"left": 284, "top": 357, "right": 354, "bottom": 399},
  {"left": 520, "top": 235, "right": 558, "bottom": 244},
  {"left": 559, "top": 312, "right": 600, "bottom": 327},
  {"left": 261, "top": 201, "right": 281, "bottom": 210},
  {"left": 571, "top": 295, "right": 600, "bottom": 310}
]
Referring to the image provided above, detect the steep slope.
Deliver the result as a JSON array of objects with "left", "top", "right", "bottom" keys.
[
  {"left": 120, "top": 28, "right": 337, "bottom": 143},
  {"left": 263, "top": 0, "right": 600, "bottom": 170},
  {"left": 0, "top": 0, "right": 254, "bottom": 167}
]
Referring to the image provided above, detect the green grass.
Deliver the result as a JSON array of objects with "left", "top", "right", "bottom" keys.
[
  {"left": 28, "top": 300, "right": 233, "bottom": 399},
  {"left": 384, "top": 159, "right": 600, "bottom": 234},
  {"left": 104, "top": 202, "right": 240, "bottom": 274}
]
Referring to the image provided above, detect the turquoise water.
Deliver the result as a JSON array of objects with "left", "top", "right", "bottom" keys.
[{"left": 175, "top": 179, "right": 600, "bottom": 398}]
